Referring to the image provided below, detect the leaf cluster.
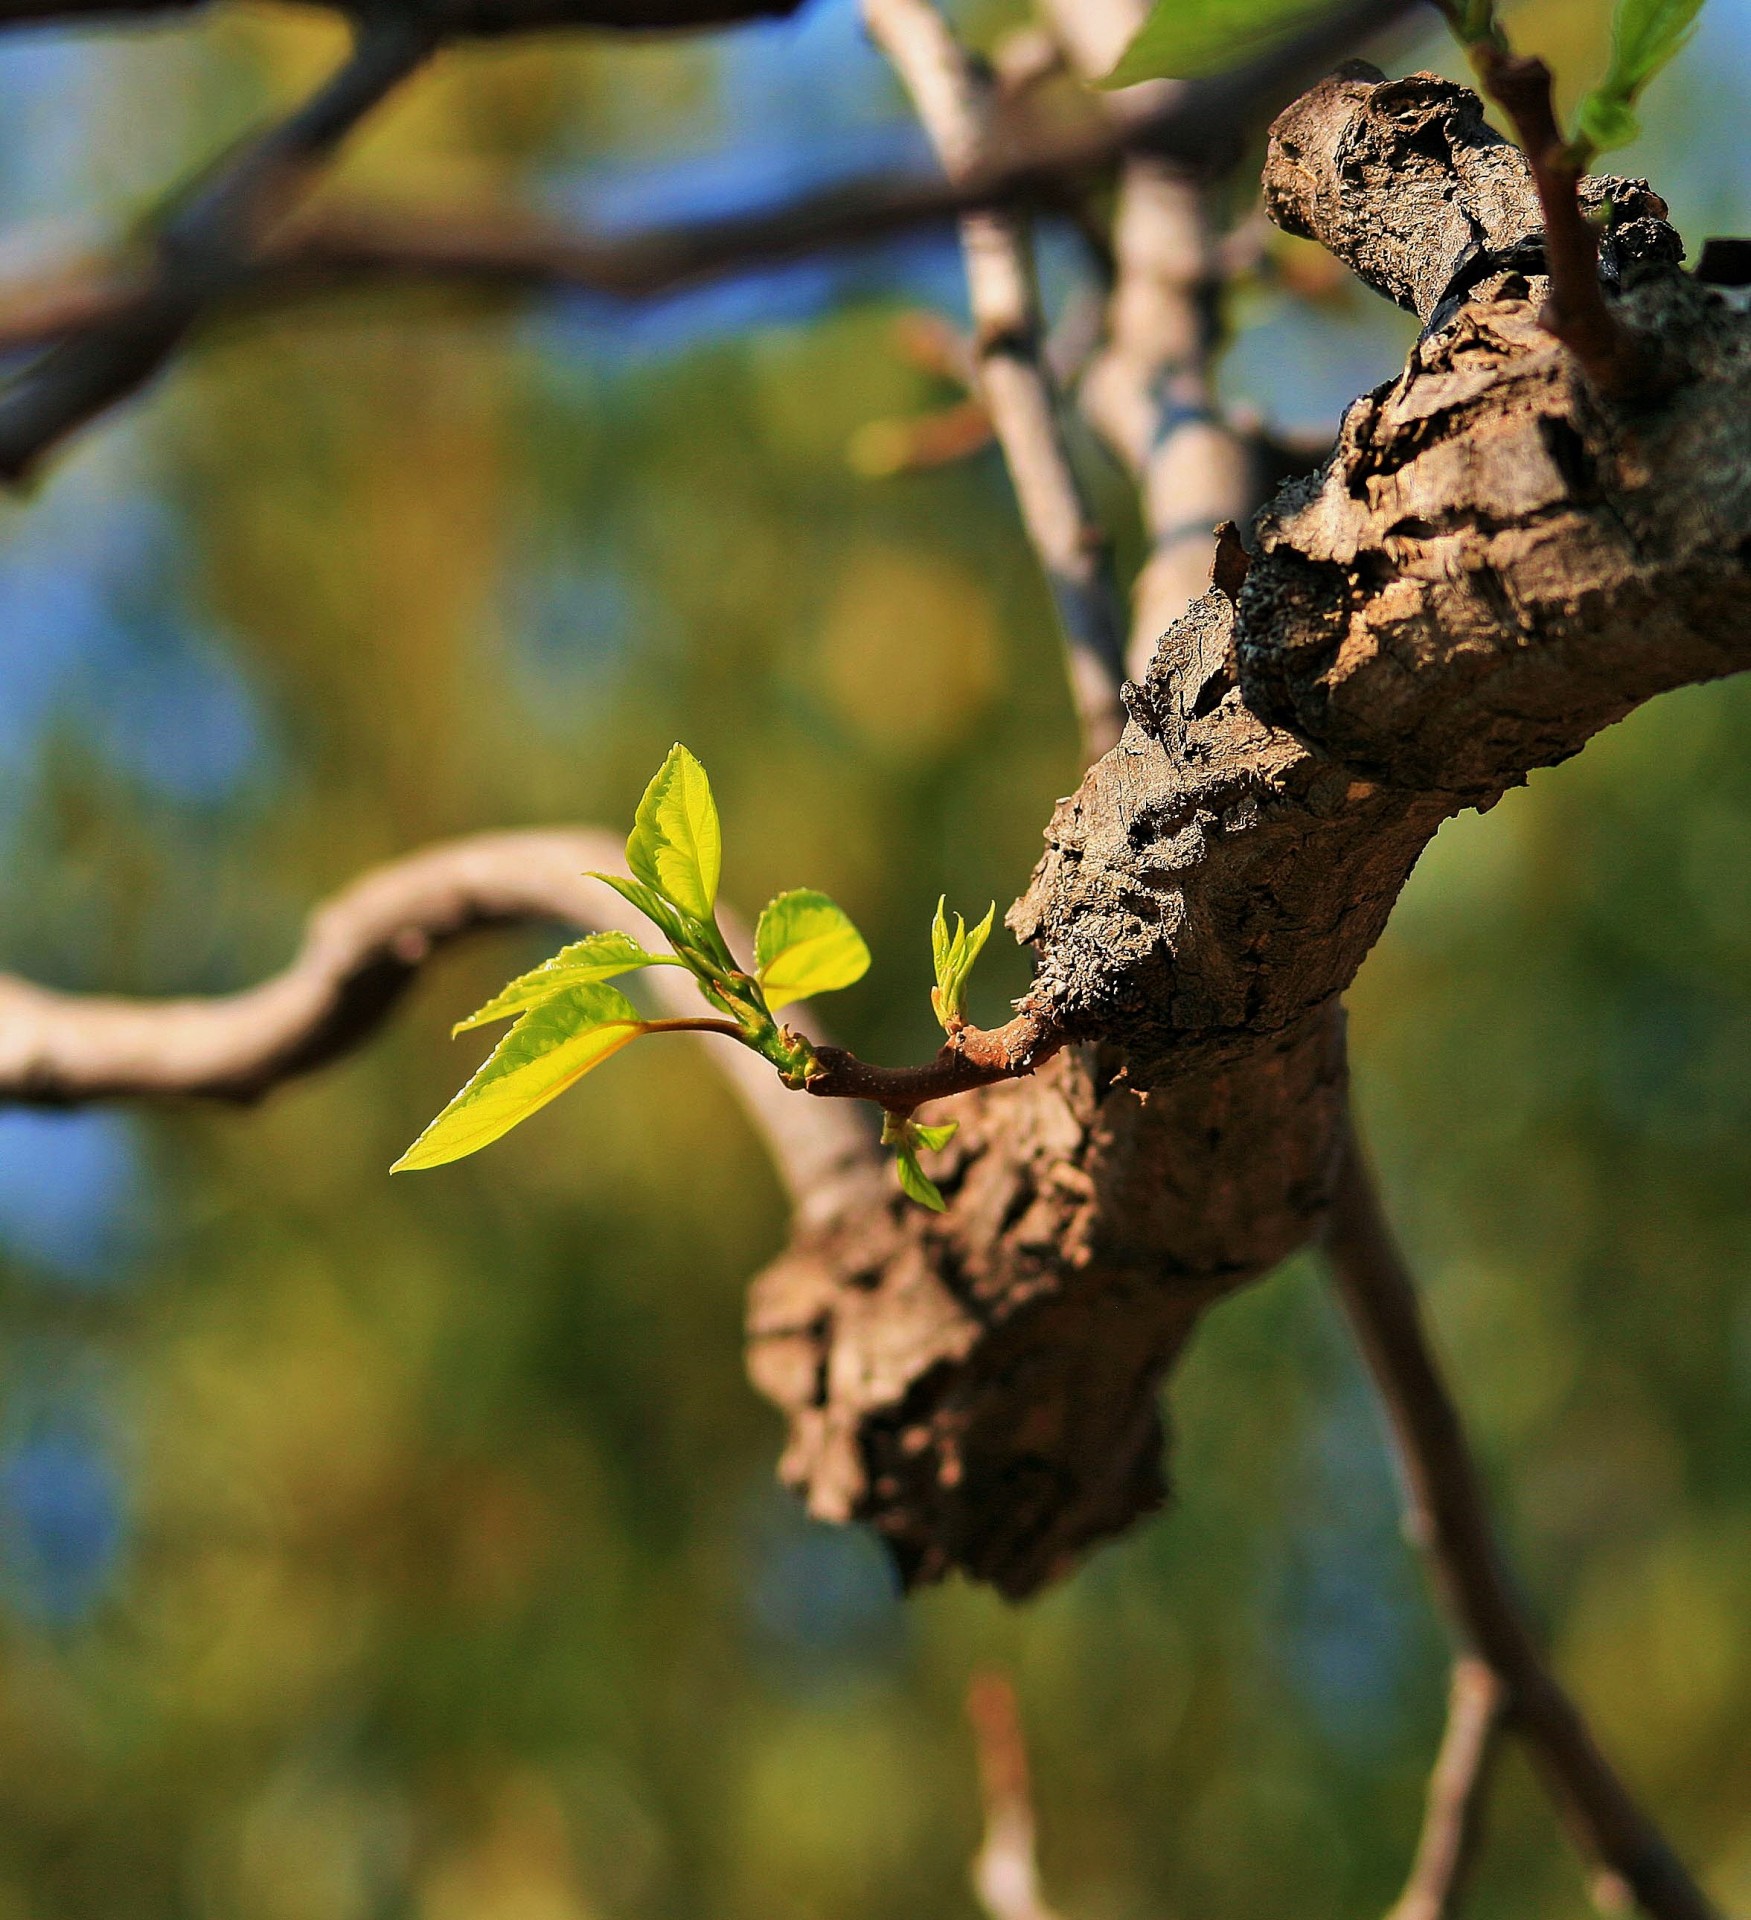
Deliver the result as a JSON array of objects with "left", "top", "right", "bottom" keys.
[
  {"left": 394, "top": 745, "right": 867, "bottom": 1172},
  {"left": 397, "top": 747, "right": 1005, "bottom": 1210},
  {"left": 930, "top": 897, "right": 994, "bottom": 1032}
]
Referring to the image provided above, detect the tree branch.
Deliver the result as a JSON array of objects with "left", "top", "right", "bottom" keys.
[
  {"left": 0, "top": 829, "right": 874, "bottom": 1221},
  {"left": 0, "top": 14, "right": 439, "bottom": 482},
  {"left": 751, "top": 64, "right": 1749, "bottom": 1597},
  {"left": 803, "top": 1008, "right": 1063, "bottom": 1111},
  {"left": 1469, "top": 47, "right": 1641, "bottom": 394},
  {"left": 862, "top": 0, "right": 1127, "bottom": 759},
  {"left": 1038, "top": 0, "right": 1260, "bottom": 681},
  {"left": 966, "top": 1671, "right": 1062, "bottom": 1920},
  {"left": 0, "top": 0, "right": 805, "bottom": 34},
  {"left": 1385, "top": 1658, "right": 1504, "bottom": 1920},
  {"left": 0, "top": 0, "right": 1421, "bottom": 481},
  {"left": 1326, "top": 1125, "right": 1716, "bottom": 1920}
]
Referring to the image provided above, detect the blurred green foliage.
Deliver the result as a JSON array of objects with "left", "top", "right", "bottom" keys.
[{"left": 0, "top": 0, "right": 1748, "bottom": 1916}]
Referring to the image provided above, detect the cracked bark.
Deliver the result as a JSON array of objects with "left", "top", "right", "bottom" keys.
[{"left": 746, "top": 66, "right": 1751, "bottom": 1596}]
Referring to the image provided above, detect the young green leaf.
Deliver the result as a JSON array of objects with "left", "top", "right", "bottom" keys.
[
  {"left": 588, "top": 871, "right": 688, "bottom": 945},
  {"left": 930, "top": 898, "right": 996, "bottom": 1030},
  {"left": 754, "top": 889, "right": 871, "bottom": 1012},
  {"left": 1102, "top": 0, "right": 1326, "bottom": 86},
  {"left": 893, "top": 1144, "right": 947, "bottom": 1212},
  {"left": 452, "top": 931, "right": 676, "bottom": 1034},
  {"left": 1577, "top": 0, "right": 1707, "bottom": 154},
  {"left": 881, "top": 1110, "right": 956, "bottom": 1211},
  {"left": 625, "top": 743, "right": 721, "bottom": 922},
  {"left": 393, "top": 983, "right": 647, "bottom": 1172}
]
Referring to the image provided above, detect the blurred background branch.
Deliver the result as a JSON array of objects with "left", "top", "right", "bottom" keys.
[
  {"left": 0, "top": 830, "right": 875, "bottom": 1214},
  {"left": 861, "top": 0, "right": 1127, "bottom": 757},
  {"left": 1385, "top": 1658, "right": 1504, "bottom": 1920},
  {"left": 0, "top": 0, "right": 1420, "bottom": 483},
  {"left": 966, "top": 1672, "right": 1063, "bottom": 1920},
  {"left": 1329, "top": 1128, "right": 1719, "bottom": 1920}
]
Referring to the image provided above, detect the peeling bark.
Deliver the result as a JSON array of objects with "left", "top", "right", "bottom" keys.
[{"left": 747, "top": 69, "right": 1751, "bottom": 1593}]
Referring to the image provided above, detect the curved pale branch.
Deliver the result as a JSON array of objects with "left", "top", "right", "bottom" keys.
[{"left": 0, "top": 829, "right": 873, "bottom": 1220}]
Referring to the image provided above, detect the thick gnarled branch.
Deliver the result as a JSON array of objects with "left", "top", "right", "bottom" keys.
[{"left": 753, "top": 64, "right": 1749, "bottom": 1595}]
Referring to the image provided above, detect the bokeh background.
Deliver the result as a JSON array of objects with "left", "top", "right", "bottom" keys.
[{"left": 0, "top": 0, "right": 1749, "bottom": 1912}]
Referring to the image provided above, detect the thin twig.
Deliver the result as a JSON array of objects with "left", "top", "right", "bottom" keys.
[
  {"left": 862, "top": 0, "right": 1128, "bottom": 760},
  {"left": 802, "top": 1008, "right": 1062, "bottom": 1111},
  {"left": 1385, "top": 1658, "right": 1504, "bottom": 1920},
  {"left": 1470, "top": 47, "right": 1641, "bottom": 394},
  {"left": 1325, "top": 1120, "right": 1718, "bottom": 1920},
  {"left": 966, "top": 1672, "right": 1062, "bottom": 1920},
  {"left": 0, "top": 15, "right": 439, "bottom": 481}
]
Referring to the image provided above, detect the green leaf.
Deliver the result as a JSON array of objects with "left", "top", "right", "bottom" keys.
[
  {"left": 588, "top": 871, "right": 689, "bottom": 945},
  {"left": 452, "top": 931, "right": 675, "bottom": 1034},
  {"left": 1576, "top": 93, "right": 1641, "bottom": 151},
  {"left": 893, "top": 1143, "right": 947, "bottom": 1212},
  {"left": 930, "top": 898, "right": 996, "bottom": 1030},
  {"left": 754, "top": 889, "right": 871, "bottom": 1012},
  {"left": 625, "top": 743, "right": 721, "bottom": 922},
  {"left": 1102, "top": 0, "right": 1327, "bottom": 86},
  {"left": 1603, "top": 0, "right": 1706, "bottom": 88},
  {"left": 1576, "top": 0, "right": 1706, "bottom": 153},
  {"left": 393, "top": 983, "right": 647, "bottom": 1172},
  {"left": 880, "top": 1111, "right": 957, "bottom": 1210}
]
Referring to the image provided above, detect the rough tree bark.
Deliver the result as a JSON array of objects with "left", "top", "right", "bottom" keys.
[{"left": 746, "top": 65, "right": 1751, "bottom": 1596}]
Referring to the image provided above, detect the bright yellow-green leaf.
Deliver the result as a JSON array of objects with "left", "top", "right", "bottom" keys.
[
  {"left": 880, "top": 1111, "right": 956, "bottom": 1210},
  {"left": 1103, "top": 0, "right": 1327, "bottom": 86},
  {"left": 452, "top": 931, "right": 673, "bottom": 1034},
  {"left": 754, "top": 889, "right": 871, "bottom": 1012},
  {"left": 1576, "top": 94, "right": 1641, "bottom": 150},
  {"left": 931, "top": 895, "right": 953, "bottom": 988},
  {"left": 393, "top": 984, "right": 647, "bottom": 1172},
  {"left": 894, "top": 1144, "right": 947, "bottom": 1212},
  {"left": 930, "top": 898, "right": 996, "bottom": 1029},
  {"left": 625, "top": 743, "right": 721, "bottom": 922},
  {"left": 1577, "top": 0, "right": 1705, "bottom": 153},
  {"left": 1604, "top": 0, "right": 1706, "bottom": 89}
]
